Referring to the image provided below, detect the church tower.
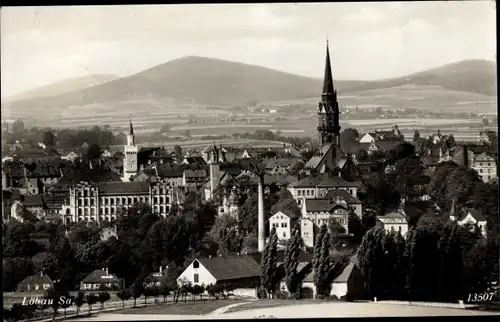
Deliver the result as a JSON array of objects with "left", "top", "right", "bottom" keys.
[
  {"left": 208, "top": 143, "right": 221, "bottom": 200},
  {"left": 317, "top": 40, "right": 341, "bottom": 147},
  {"left": 302, "top": 40, "right": 344, "bottom": 176},
  {"left": 122, "top": 115, "right": 139, "bottom": 182}
]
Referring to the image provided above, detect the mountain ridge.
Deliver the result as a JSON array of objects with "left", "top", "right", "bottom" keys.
[{"left": 1, "top": 57, "right": 496, "bottom": 116}]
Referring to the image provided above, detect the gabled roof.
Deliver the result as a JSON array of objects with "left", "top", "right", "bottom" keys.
[
  {"left": 196, "top": 255, "right": 261, "bottom": 281},
  {"left": 263, "top": 174, "right": 297, "bottom": 186},
  {"left": 305, "top": 199, "right": 349, "bottom": 213},
  {"left": 81, "top": 269, "right": 120, "bottom": 284},
  {"left": 323, "top": 189, "right": 361, "bottom": 204},
  {"left": 461, "top": 208, "right": 487, "bottom": 222},
  {"left": 270, "top": 211, "right": 291, "bottom": 219},
  {"left": 18, "top": 271, "right": 53, "bottom": 286},
  {"left": 58, "top": 165, "right": 121, "bottom": 184},
  {"left": 317, "top": 175, "right": 359, "bottom": 188},
  {"left": 303, "top": 143, "right": 334, "bottom": 171},
  {"left": 98, "top": 181, "right": 150, "bottom": 196},
  {"left": 333, "top": 262, "right": 356, "bottom": 283}
]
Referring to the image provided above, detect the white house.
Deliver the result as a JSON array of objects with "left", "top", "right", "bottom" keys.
[
  {"left": 454, "top": 209, "right": 488, "bottom": 237},
  {"left": 359, "top": 133, "right": 376, "bottom": 143},
  {"left": 301, "top": 256, "right": 365, "bottom": 300},
  {"left": 269, "top": 211, "right": 292, "bottom": 241},
  {"left": 376, "top": 211, "right": 409, "bottom": 237},
  {"left": 176, "top": 254, "right": 262, "bottom": 298},
  {"left": 300, "top": 218, "right": 316, "bottom": 248}
]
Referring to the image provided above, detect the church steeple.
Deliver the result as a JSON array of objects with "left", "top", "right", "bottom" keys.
[
  {"left": 317, "top": 40, "right": 341, "bottom": 146},
  {"left": 322, "top": 40, "right": 335, "bottom": 96},
  {"left": 128, "top": 114, "right": 134, "bottom": 136},
  {"left": 127, "top": 115, "right": 135, "bottom": 146}
]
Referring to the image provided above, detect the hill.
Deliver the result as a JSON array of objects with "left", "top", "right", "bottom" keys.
[
  {"left": 1, "top": 57, "right": 496, "bottom": 119},
  {"left": 1, "top": 74, "right": 119, "bottom": 103}
]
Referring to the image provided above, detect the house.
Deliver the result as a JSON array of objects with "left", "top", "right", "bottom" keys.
[
  {"left": 100, "top": 227, "right": 118, "bottom": 241},
  {"left": 376, "top": 200, "right": 409, "bottom": 237},
  {"left": 452, "top": 208, "right": 488, "bottom": 237},
  {"left": 269, "top": 211, "right": 292, "bottom": 242},
  {"left": 80, "top": 268, "right": 121, "bottom": 291},
  {"left": 144, "top": 266, "right": 169, "bottom": 288},
  {"left": 300, "top": 217, "right": 317, "bottom": 248},
  {"left": 17, "top": 271, "right": 54, "bottom": 292},
  {"left": 177, "top": 254, "right": 262, "bottom": 298},
  {"left": 301, "top": 255, "right": 366, "bottom": 300}
]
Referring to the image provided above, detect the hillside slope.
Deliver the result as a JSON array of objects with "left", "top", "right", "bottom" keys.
[
  {"left": 1, "top": 58, "right": 495, "bottom": 117},
  {"left": 2, "top": 74, "right": 120, "bottom": 103}
]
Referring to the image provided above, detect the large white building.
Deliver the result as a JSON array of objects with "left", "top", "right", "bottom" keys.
[{"left": 60, "top": 179, "right": 184, "bottom": 224}]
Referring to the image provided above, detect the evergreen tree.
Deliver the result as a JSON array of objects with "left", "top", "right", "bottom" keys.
[
  {"left": 393, "top": 230, "right": 407, "bottom": 299},
  {"left": 260, "top": 227, "right": 278, "bottom": 298},
  {"left": 313, "top": 224, "right": 328, "bottom": 275},
  {"left": 314, "top": 224, "right": 331, "bottom": 298},
  {"left": 284, "top": 224, "right": 302, "bottom": 299},
  {"left": 438, "top": 222, "right": 463, "bottom": 302}
]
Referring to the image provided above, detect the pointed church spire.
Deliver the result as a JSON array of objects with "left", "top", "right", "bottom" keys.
[
  {"left": 128, "top": 114, "right": 134, "bottom": 136},
  {"left": 322, "top": 40, "right": 335, "bottom": 95}
]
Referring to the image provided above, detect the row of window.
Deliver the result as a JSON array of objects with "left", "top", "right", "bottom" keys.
[
  {"left": 75, "top": 205, "right": 170, "bottom": 216},
  {"left": 271, "top": 222, "right": 288, "bottom": 229},
  {"left": 76, "top": 196, "right": 159, "bottom": 206}
]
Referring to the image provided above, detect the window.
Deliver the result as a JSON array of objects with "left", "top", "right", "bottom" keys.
[
  {"left": 90, "top": 199, "right": 95, "bottom": 206},
  {"left": 110, "top": 199, "right": 115, "bottom": 205},
  {"left": 281, "top": 222, "right": 287, "bottom": 228},
  {"left": 84, "top": 199, "right": 89, "bottom": 206},
  {"left": 193, "top": 273, "right": 199, "bottom": 283},
  {"left": 154, "top": 197, "right": 158, "bottom": 204},
  {"left": 193, "top": 260, "right": 199, "bottom": 268},
  {"left": 78, "top": 208, "right": 82, "bottom": 215},
  {"left": 283, "top": 232, "right": 287, "bottom": 238}
]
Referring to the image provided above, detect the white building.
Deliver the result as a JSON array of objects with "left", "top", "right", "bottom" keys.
[
  {"left": 269, "top": 211, "right": 292, "bottom": 241},
  {"left": 452, "top": 208, "right": 488, "bottom": 237},
  {"left": 177, "top": 255, "right": 261, "bottom": 298}
]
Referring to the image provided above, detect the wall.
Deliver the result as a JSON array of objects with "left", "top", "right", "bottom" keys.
[
  {"left": 269, "top": 212, "right": 291, "bottom": 240},
  {"left": 177, "top": 261, "right": 217, "bottom": 286},
  {"left": 330, "top": 283, "right": 348, "bottom": 298}
]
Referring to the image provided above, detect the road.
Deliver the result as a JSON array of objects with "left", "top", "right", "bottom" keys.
[{"left": 72, "top": 302, "right": 499, "bottom": 320}]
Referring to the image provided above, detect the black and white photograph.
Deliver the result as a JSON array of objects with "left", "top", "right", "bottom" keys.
[{"left": 1, "top": 2, "right": 499, "bottom": 320}]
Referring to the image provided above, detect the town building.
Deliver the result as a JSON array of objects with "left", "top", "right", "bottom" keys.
[
  {"left": 122, "top": 116, "right": 139, "bottom": 182},
  {"left": 376, "top": 201, "right": 409, "bottom": 237},
  {"left": 16, "top": 271, "right": 54, "bottom": 292},
  {"left": 359, "top": 126, "right": 404, "bottom": 143},
  {"left": 80, "top": 268, "right": 121, "bottom": 291},
  {"left": 62, "top": 179, "right": 184, "bottom": 224},
  {"left": 269, "top": 211, "right": 292, "bottom": 241}
]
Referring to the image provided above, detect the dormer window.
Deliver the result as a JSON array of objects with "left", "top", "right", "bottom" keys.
[{"left": 193, "top": 260, "right": 200, "bottom": 269}]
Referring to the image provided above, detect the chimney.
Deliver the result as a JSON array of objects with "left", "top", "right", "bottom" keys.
[
  {"left": 40, "top": 269, "right": 44, "bottom": 276},
  {"left": 159, "top": 266, "right": 163, "bottom": 274},
  {"left": 257, "top": 174, "right": 265, "bottom": 252}
]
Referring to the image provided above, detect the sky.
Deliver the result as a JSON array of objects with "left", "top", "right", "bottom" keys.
[{"left": 1, "top": 2, "right": 496, "bottom": 98}]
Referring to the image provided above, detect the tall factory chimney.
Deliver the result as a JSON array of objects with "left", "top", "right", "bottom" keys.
[{"left": 258, "top": 174, "right": 265, "bottom": 252}]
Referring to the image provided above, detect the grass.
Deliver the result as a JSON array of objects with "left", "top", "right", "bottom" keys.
[
  {"left": 224, "top": 299, "right": 329, "bottom": 314},
  {"left": 110, "top": 298, "right": 243, "bottom": 315}
]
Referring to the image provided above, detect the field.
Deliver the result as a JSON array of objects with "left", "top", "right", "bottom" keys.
[{"left": 109, "top": 299, "right": 243, "bottom": 315}]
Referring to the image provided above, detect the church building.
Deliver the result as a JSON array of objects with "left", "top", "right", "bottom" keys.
[{"left": 301, "top": 41, "right": 357, "bottom": 180}]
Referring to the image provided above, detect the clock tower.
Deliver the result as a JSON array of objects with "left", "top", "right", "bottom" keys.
[{"left": 122, "top": 115, "right": 138, "bottom": 182}]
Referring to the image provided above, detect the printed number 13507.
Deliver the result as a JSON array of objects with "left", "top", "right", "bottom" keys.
[{"left": 467, "top": 292, "right": 496, "bottom": 302}]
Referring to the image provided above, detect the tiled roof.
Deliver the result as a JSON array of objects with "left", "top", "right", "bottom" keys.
[
  {"left": 263, "top": 174, "right": 297, "bottom": 186},
  {"left": 184, "top": 156, "right": 207, "bottom": 166},
  {"left": 184, "top": 169, "right": 207, "bottom": 178},
  {"left": 463, "top": 208, "right": 487, "bottom": 222},
  {"left": 304, "top": 143, "right": 333, "bottom": 170},
  {"left": 381, "top": 211, "right": 407, "bottom": 220},
  {"left": 197, "top": 255, "right": 262, "bottom": 281},
  {"left": 58, "top": 165, "right": 121, "bottom": 184},
  {"left": 18, "top": 271, "right": 53, "bottom": 286},
  {"left": 305, "top": 199, "right": 349, "bottom": 213},
  {"left": 98, "top": 181, "right": 150, "bottom": 196},
  {"left": 323, "top": 189, "right": 361, "bottom": 204},
  {"left": 81, "top": 269, "right": 120, "bottom": 284},
  {"left": 290, "top": 176, "right": 323, "bottom": 188},
  {"left": 21, "top": 195, "right": 45, "bottom": 207},
  {"left": 333, "top": 262, "right": 355, "bottom": 283},
  {"left": 316, "top": 175, "right": 359, "bottom": 188}
]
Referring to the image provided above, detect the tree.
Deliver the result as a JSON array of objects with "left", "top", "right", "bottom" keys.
[
  {"left": 97, "top": 292, "right": 111, "bottom": 310},
  {"left": 130, "top": 284, "right": 143, "bottom": 308},
  {"left": 340, "top": 128, "right": 360, "bottom": 147},
  {"left": 84, "top": 143, "right": 102, "bottom": 161},
  {"left": 85, "top": 293, "right": 98, "bottom": 316},
  {"left": 357, "top": 227, "right": 386, "bottom": 299},
  {"left": 437, "top": 222, "right": 463, "bottom": 302},
  {"left": 284, "top": 224, "right": 302, "bottom": 299},
  {"left": 328, "top": 218, "right": 346, "bottom": 249},
  {"left": 160, "top": 284, "right": 171, "bottom": 303},
  {"left": 260, "top": 227, "right": 278, "bottom": 298},
  {"left": 44, "top": 284, "right": 63, "bottom": 321},
  {"left": 386, "top": 142, "right": 416, "bottom": 165},
  {"left": 413, "top": 130, "right": 420, "bottom": 143},
  {"left": 116, "top": 289, "right": 131, "bottom": 308},
  {"left": 313, "top": 225, "right": 328, "bottom": 276},
  {"left": 269, "top": 189, "right": 302, "bottom": 224},
  {"left": 174, "top": 145, "right": 183, "bottom": 157},
  {"left": 41, "top": 131, "right": 56, "bottom": 147},
  {"left": 74, "top": 291, "right": 85, "bottom": 316},
  {"left": 314, "top": 225, "right": 332, "bottom": 298},
  {"left": 12, "top": 119, "right": 25, "bottom": 134}
]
